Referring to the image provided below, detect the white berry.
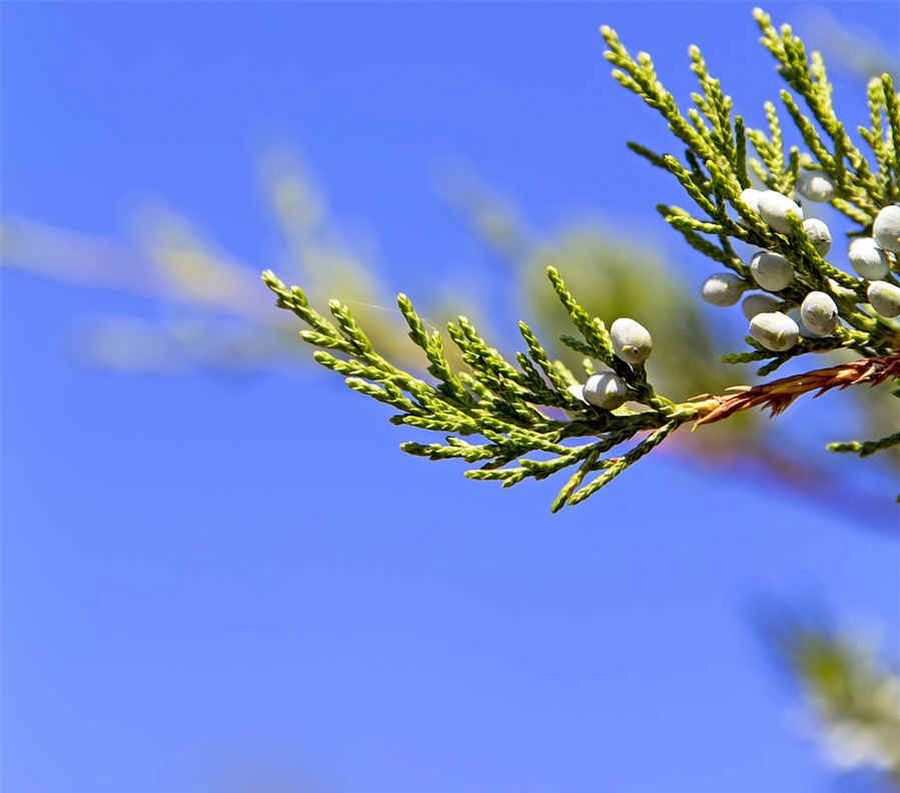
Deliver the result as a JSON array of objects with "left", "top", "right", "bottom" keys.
[
  {"left": 701, "top": 273, "right": 745, "bottom": 306},
  {"left": 741, "top": 292, "right": 781, "bottom": 320},
  {"left": 758, "top": 190, "right": 804, "bottom": 234},
  {"left": 848, "top": 237, "right": 890, "bottom": 279},
  {"left": 796, "top": 170, "right": 834, "bottom": 202},
  {"left": 873, "top": 205, "right": 900, "bottom": 253},
  {"left": 582, "top": 372, "right": 629, "bottom": 410},
  {"left": 750, "top": 250, "right": 794, "bottom": 291},
  {"left": 750, "top": 311, "right": 800, "bottom": 351},
  {"left": 738, "top": 188, "right": 763, "bottom": 214},
  {"left": 802, "top": 217, "right": 831, "bottom": 256},
  {"left": 787, "top": 307, "right": 824, "bottom": 339},
  {"left": 866, "top": 280, "right": 900, "bottom": 318},
  {"left": 800, "top": 291, "right": 839, "bottom": 336},
  {"left": 610, "top": 318, "right": 653, "bottom": 365}
]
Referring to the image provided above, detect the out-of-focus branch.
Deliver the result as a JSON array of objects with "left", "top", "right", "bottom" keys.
[
  {"left": 803, "top": 8, "right": 899, "bottom": 83},
  {"left": 660, "top": 432, "right": 898, "bottom": 531},
  {"left": 769, "top": 620, "right": 900, "bottom": 785},
  {"left": 1, "top": 158, "right": 472, "bottom": 372}
]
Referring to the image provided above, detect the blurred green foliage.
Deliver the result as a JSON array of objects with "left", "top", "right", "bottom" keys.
[{"left": 775, "top": 622, "right": 900, "bottom": 785}]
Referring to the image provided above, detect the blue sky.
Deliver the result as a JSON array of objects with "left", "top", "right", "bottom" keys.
[{"left": 2, "top": 2, "right": 899, "bottom": 791}]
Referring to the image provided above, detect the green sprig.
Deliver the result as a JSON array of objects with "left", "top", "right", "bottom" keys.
[{"left": 263, "top": 8, "right": 899, "bottom": 509}]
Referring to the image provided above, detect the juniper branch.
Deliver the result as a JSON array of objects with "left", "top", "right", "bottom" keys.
[{"left": 265, "top": 8, "right": 899, "bottom": 509}]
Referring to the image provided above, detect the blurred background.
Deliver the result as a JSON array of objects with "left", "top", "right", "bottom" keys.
[{"left": 2, "top": 2, "right": 898, "bottom": 791}]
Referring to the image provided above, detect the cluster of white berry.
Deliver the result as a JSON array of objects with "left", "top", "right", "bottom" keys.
[
  {"left": 568, "top": 178, "right": 900, "bottom": 411},
  {"left": 699, "top": 173, "right": 900, "bottom": 352},
  {"left": 568, "top": 317, "right": 653, "bottom": 410}
]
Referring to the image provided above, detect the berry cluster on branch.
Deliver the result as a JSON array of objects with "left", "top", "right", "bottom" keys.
[{"left": 264, "top": 8, "right": 899, "bottom": 509}]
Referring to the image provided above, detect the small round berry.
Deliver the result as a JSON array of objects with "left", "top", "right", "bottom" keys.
[
  {"left": 800, "top": 291, "right": 839, "bottom": 336},
  {"left": 750, "top": 250, "right": 793, "bottom": 291},
  {"left": 750, "top": 311, "right": 800, "bottom": 351},
  {"left": 741, "top": 292, "right": 781, "bottom": 320},
  {"left": 562, "top": 384, "right": 589, "bottom": 420},
  {"left": 757, "top": 190, "right": 804, "bottom": 234},
  {"left": 582, "top": 372, "right": 629, "bottom": 410},
  {"left": 866, "top": 280, "right": 900, "bottom": 318},
  {"left": 872, "top": 204, "right": 900, "bottom": 253},
  {"left": 738, "top": 188, "right": 763, "bottom": 214},
  {"left": 787, "top": 307, "right": 824, "bottom": 339},
  {"left": 610, "top": 317, "right": 653, "bottom": 365},
  {"left": 795, "top": 170, "right": 834, "bottom": 202},
  {"left": 701, "top": 273, "right": 745, "bottom": 306},
  {"left": 848, "top": 237, "right": 890, "bottom": 279},
  {"left": 801, "top": 217, "right": 831, "bottom": 256}
]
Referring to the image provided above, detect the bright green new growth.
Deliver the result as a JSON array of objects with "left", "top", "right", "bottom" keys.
[{"left": 264, "top": 8, "right": 899, "bottom": 510}]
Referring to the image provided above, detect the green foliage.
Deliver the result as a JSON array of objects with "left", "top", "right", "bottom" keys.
[
  {"left": 263, "top": 266, "right": 702, "bottom": 511},
  {"left": 523, "top": 229, "right": 726, "bottom": 400},
  {"left": 828, "top": 430, "right": 900, "bottom": 457},
  {"left": 601, "top": 10, "right": 898, "bottom": 346},
  {"left": 265, "top": 8, "right": 899, "bottom": 508}
]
